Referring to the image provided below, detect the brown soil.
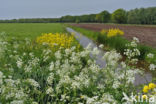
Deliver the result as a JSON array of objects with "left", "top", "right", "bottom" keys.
[{"left": 70, "top": 23, "right": 156, "bottom": 48}]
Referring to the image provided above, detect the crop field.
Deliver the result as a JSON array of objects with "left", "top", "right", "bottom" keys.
[
  {"left": 0, "top": 23, "right": 66, "bottom": 40},
  {"left": 0, "top": 23, "right": 156, "bottom": 103},
  {"left": 71, "top": 23, "right": 156, "bottom": 48}
]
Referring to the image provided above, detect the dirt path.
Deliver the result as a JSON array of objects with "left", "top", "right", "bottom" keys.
[
  {"left": 66, "top": 27, "right": 152, "bottom": 86},
  {"left": 71, "top": 23, "right": 156, "bottom": 48}
]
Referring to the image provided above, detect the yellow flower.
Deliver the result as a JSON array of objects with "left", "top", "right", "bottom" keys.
[
  {"left": 36, "top": 33, "right": 74, "bottom": 49},
  {"left": 143, "top": 85, "right": 149, "bottom": 93},
  {"left": 148, "top": 83, "right": 156, "bottom": 90},
  {"left": 142, "top": 95, "right": 148, "bottom": 100},
  {"left": 107, "top": 28, "right": 124, "bottom": 38}
]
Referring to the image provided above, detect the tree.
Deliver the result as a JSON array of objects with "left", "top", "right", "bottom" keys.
[
  {"left": 127, "top": 7, "right": 156, "bottom": 24},
  {"left": 111, "top": 9, "right": 127, "bottom": 23},
  {"left": 96, "top": 10, "right": 110, "bottom": 23},
  {"left": 127, "top": 9, "right": 141, "bottom": 24},
  {"left": 100, "top": 10, "right": 110, "bottom": 23},
  {"left": 95, "top": 14, "right": 102, "bottom": 23},
  {"left": 75, "top": 19, "right": 80, "bottom": 24},
  {"left": 145, "top": 7, "right": 156, "bottom": 24},
  {"left": 0, "top": 7, "right": 156, "bottom": 24}
]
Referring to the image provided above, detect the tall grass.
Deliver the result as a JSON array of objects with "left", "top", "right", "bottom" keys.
[{"left": 69, "top": 25, "right": 98, "bottom": 41}]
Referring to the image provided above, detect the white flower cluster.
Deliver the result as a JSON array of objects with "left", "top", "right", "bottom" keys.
[
  {"left": 147, "top": 53, "right": 154, "bottom": 59},
  {"left": 103, "top": 50, "right": 121, "bottom": 67},
  {"left": 0, "top": 71, "right": 29, "bottom": 103},
  {"left": 24, "top": 57, "right": 40, "bottom": 73},
  {"left": 149, "top": 64, "right": 156, "bottom": 71},
  {"left": 124, "top": 37, "right": 141, "bottom": 64},
  {"left": 16, "top": 58, "right": 23, "bottom": 68},
  {"left": 26, "top": 79, "right": 40, "bottom": 88},
  {"left": 0, "top": 34, "right": 153, "bottom": 103},
  {"left": 44, "top": 44, "right": 142, "bottom": 103},
  {"left": 146, "top": 53, "right": 156, "bottom": 71}
]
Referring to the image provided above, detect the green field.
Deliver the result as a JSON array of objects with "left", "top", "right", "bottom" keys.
[{"left": 0, "top": 23, "right": 66, "bottom": 40}]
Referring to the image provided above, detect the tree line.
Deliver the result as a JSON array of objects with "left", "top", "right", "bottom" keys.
[{"left": 0, "top": 7, "right": 156, "bottom": 24}]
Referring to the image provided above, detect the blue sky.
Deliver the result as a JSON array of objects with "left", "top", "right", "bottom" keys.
[{"left": 1, "top": 0, "right": 156, "bottom": 19}]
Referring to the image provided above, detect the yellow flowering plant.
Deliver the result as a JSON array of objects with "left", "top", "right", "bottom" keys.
[
  {"left": 107, "top": 28, "right": 124, "bottom": 37},
  {"left": 143, "top": 85, "right": 149, "bottom": 93},
  {"left": 143, "top": 83, "right": 156, "bottom": 93},
  {"left": 140, "top": 83, "right": 156, "bottom": 102},
  {"left": 100, "top": 28, "right": 124, "bottom": 37},
  {"left": 36, "top": 33, "right": 74, "bottom": 49}
]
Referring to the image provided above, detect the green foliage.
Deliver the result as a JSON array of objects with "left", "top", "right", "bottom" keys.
[
  {"left": 138, "top": 45, "right": 156, "bottom": 61},
  {"left": 75, "top": 19, "right": 80, "bottom": 24},
  {"left": 127, "top": 7, "right": 156, "bottom": 24},
  {"left": 95, "top": 10, "right": 110, "bottom": 23},
  {"left": 111, "top": 9, "right": 127, "bottom": 24}
]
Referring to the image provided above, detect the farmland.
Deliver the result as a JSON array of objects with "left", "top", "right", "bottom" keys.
[
  {"left": 0, "top": 23, "right": 156, "bottom": 104},
  {"left": 0, "top": 23, "right": 66, "bottom": 40}
]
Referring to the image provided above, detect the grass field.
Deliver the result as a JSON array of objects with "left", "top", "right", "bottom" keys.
[{"left": 0, "top": 23, "right": 66, "bottom": 40}]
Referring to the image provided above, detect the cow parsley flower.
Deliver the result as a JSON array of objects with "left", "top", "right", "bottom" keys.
[
  {"left": 92, "top": 47, "right": 100, "bottom": 56},
  {"left": 99, "top": 44, "right": 104, "bottom": 48},
  {"left": 24, "top": 65, "right": 32, "bottom": 73},
  {"left": 149, "top": 64, "right": 156, "bottom": 71},
  {"left": 112, "top": 80, "right": 120, "bottom": 89},
  {"left": 49, "top": 62, "right": 54, "bottom": 71},
  {"left": 121, "top": 62, "right": 126, "bottom": 68},
  {"left": 26, "top": 79, "right": 40, "bottom": 88},
  {"left": 10, "top": 100, "right": 24, "bottom": 104},
  {"left": 47, "top": 73, "right": 54, "bottom": 85},
  {"left": 133, "top": 37, "right": 139, "bottom": 43},
  {"left": 147, "top": 53, "right": 154, "bottom": 59},
  {"left": 130, "top": 41, "right": 137, "bottom": 47},
  {"left": 32, "top": 102, "right": 38, "bottom": 104},
  {"left": 15, "top": 90, "right": 27, "bottom": 99},
  {"left": 55, "top": 51, "right": 62, "bottom": 59},
  {"left": 46, "top": 87, "right": 54, "bottom": 96},
  {"left": 16, "top": 58, "right": 23, "bottom": 68},
  {"left": 29, "top": 52, "right": 34, "bottom": 58}
]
